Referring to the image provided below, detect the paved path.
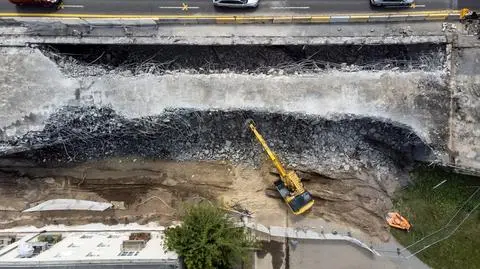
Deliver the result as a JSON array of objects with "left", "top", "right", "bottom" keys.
[
  {"left": 290, "top": 239, "right": 431, "bottom": 269},
  {"left": 253, "top": 216, "right": 432, "bottom": 269}
]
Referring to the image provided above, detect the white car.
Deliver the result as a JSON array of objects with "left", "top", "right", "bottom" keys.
[
  {"left": 370, "top": 0, "right": 414, "bottom": 7},
  {"left": 213, "top": 0, "right": 259, "bottom": 8}
]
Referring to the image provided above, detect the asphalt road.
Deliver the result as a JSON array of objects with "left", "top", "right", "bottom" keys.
[{"left": 0, "top": 0, "right": 477, "bottom": 16}]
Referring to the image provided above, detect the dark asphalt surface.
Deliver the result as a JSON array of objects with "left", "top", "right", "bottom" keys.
[{"left": 0, "top": 0, "right": 477, "bottom": 16}]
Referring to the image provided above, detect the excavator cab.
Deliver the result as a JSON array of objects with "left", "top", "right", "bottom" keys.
[
  {"left": 247, "top": 120, "right": 314, "bottom": 215},
  {"left": 274, "top": 180, "right": 314, "bottom": 215}
]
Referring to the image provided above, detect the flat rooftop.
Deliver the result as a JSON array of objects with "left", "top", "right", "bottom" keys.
[{"left": 0, "top": 230, "right": 178, "bottom": 266}]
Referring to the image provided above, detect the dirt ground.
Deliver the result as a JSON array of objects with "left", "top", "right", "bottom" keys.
[{"left": 0, "top": 157, "right": 392, "bottom": 240}]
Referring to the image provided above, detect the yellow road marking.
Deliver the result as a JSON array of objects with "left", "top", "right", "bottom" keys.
[
  {"left": 310, "top": 16, "right": 329, "bottom": 23},
  {"left": 426, "top": 13, "right": 448, "bottom": 20},
  {"left": 272, "top": 16, "right": 293, "bottom": 23},
  {"left": 291, "top": 16, "right": 311, "bottom": 23},
  {"left": 349, "top": 15, "right": 369, "bottom": 22}
]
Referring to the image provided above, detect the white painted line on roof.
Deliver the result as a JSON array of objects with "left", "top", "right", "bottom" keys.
[
  {"left": 158, "top": 6, "right": 200, "bottom": 9},
  {"left": 62, "top": 5, "right": 84, "bottom": 8},
  {"left": 270, "top": 6, "right": 310, "bottom": 10}
]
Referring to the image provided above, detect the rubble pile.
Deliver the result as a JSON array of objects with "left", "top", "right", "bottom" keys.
[
  {"left": 463, "top": 15, "right": 480, "bottom": 36},
  {"left": 44, "top": 44, "right": 445, "bottom": 76},
  {"left": 2, "top": 107, "right": 432, "bottom": 188}
]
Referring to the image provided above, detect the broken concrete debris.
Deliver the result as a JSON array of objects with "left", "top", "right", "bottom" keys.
[
  {"left": 44, "top": 44, "right": 445, "bottom": 77},
  {"left": 23, "top": 199, "right": 113, "bottom": 212},
  {"left": 1, "top": 107, "right": 431, "bottom": 174}
]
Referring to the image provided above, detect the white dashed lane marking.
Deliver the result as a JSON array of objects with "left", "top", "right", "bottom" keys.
[
  {"left": 158, "top": 6, "right": 200, "bottom": 9},
  {"left": 270, "top": 6, "right": 310, "bottom": 10},
  {"left": 62, "top": 5, "right": 84, "bottom": 8}
]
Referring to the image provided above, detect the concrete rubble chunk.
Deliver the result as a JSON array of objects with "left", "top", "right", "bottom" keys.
[{"left": 23, "top": 199, "right": 112, "bottom": 212}]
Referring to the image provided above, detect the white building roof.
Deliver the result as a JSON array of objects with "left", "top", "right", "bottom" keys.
[{"left": 0, "top": 231, "right": 177, "bottom": 265}]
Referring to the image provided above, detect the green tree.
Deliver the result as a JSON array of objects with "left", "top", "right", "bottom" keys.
[{"left": 164, "top": 202, "right": 256, "bottom": 269}]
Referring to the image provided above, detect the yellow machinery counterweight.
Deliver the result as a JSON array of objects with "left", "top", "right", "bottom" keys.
[{"left": 247, "top": 120, "right": 314, "bottom": 215}]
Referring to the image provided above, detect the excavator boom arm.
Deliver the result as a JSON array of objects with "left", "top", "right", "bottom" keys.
[{"left": 248, "top": 123, "right": 287, "bottom": 178}]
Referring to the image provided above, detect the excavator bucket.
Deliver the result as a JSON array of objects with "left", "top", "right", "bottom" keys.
[
  {"left": 386, "top": 212, "right": 412, "bottom": 231},
  {"left": 274, "top": 180, "right": 314, "bottom": 215}
]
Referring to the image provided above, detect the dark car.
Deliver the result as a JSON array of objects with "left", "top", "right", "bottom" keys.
[
  {"left": 9, "top": 0, "right": 62, "bottom": 7},
  {"left": 370, "top": 0, "right": 414, "bottom": 7}
]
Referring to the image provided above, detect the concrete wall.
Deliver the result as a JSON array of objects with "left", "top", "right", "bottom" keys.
[{"left": 449, "top": 36, "right": 480, "bottom": 171}]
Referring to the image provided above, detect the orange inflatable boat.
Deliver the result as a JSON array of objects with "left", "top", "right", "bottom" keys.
[{"left": 386, "top": 212, "right": 412, "bottom": 231}]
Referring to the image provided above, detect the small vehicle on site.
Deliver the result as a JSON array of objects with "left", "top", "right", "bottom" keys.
[
  {"left": 8, "top": 0, "right": 62, "bottom": 7},
  {"left": 386, "top": 212, "right": 412, "bottom": 231},
  {"left": 213, "top": 0, "right": 259, "bottom": 9},
  {"left": 370, "top": 0, "right": 414, "bottom": 7}
]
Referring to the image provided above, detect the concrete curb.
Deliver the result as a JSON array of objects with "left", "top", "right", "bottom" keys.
[
  {"left": 242, "top": 222, "right": 381, "bottom": 256},
  {"left": 0, "top": 9, "right": 467, "bottom": 25}
]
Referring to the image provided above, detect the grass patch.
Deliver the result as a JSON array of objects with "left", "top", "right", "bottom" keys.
[{"left": 392, "top": 166, "right": 480, "bottom": 269}]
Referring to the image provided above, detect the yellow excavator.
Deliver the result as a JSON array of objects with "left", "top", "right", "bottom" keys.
[{"left": 247, "top": 120, "right": 314, "bottom": 215}]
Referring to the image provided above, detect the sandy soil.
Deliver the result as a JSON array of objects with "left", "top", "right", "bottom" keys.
[{"left": 0, "top": 157, "right": 392, "bottom": 240}]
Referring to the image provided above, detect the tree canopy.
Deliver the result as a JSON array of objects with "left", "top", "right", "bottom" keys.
[{"left": 164, "top": 202, "right": 256, "bottom": 269}]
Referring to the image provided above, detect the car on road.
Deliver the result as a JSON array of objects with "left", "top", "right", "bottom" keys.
[
  {"left": 8, "top": 0, "right": 62, "bottom": 7},
  {"left": 213, "top": 0, "right": 259, "bottom": 8},
  {"left": 370, "top": 0, "right": 414, "bottom": 7}
]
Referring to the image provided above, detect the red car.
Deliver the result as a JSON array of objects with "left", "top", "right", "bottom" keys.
[{"left": 9, "top": 0, "right": 62, "bottom": 7}]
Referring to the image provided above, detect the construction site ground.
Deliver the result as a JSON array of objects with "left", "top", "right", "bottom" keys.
[
  {"left": 0, "top": 157, "right": 392, "bottom": 240},
  {"left": 0, "top": 156, "right": 436, "bottom": 269}
]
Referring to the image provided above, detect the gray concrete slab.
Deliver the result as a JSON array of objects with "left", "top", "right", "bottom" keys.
[{"left": 0, "top": 21, "right": 452, "bottom": 46}]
